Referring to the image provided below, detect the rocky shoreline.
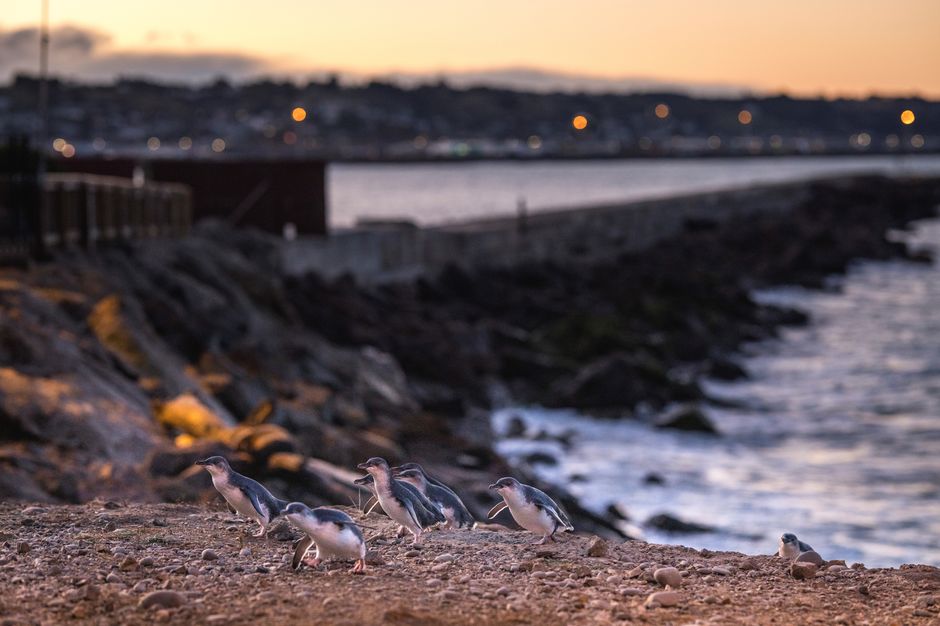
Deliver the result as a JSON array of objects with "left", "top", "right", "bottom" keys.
[
  {"left": 1, "top": 502, "right": 939, "bottom": 625},
  {"left": 0, "top": 175, "right": 938, "bottom": 541}
]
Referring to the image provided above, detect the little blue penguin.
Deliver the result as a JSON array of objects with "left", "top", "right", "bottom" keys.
[
  {"left": 394, "top": 467, "right": 475, "bottom": 529},
  {"left": 778, "top": 532, "right": 814, "bottom": 560},
  {"left": 353, "top": 473, "right": 442, "bottom": 529},
  {"left": 488, "top": 477, "right": 573, "bottom": 544},
  {"left": 284, "top": 502, "right": 368, "bottom": 574},
  {"left": 196, "top": 456, "right": 288, "bottom": 537},
  {"left": 357, "top": 457, "right": 444, "bottom": 543}
]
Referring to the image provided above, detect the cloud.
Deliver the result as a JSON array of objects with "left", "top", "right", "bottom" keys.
[{"left": 0, "top": 23, "right": 270, "bottom": 83}]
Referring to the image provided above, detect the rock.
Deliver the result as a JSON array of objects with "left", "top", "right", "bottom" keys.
[
  {"left": 139, "top": 590, "right": 187, "bottom": 610},
  {"left": 645, "top": 513, "right": 714, "bottom": 534},
  {"left": 654, "top": 405, "right": 718, "bottom": 434},
  {"left": 140, "top": 557, "right": 154, "bottom": 567},
  {"left": 643, "top": 473, "right": 666, "bottom": 485},
  {"left": 653, "top": 567, "right": 682, "bottom": 588},
  {"left": 434, "top": 554, "right": 456, "bottom": 563},
  {"left": 15, "top": 542, "right": 29, "bottom": 554},
  {"left": 523, "top": 451, "right": 558, "bottom": 466},
  {"left": 106, "top": 572, "right": 122, "bottom": 584},
  {"left": 645, "top": 591, "right": 681, "bottom": 609},
  {"left": 120, "top": 556, "right": 138, "bottom": 571},
  {"left": 796, "top": 550, "right": 825, "bottom": 566},
  {"left": 827, "top": 564, "right": 846, "bottom": 573},
  {"left": 201, "top": 549, "right": 219, "bottom": 561},
  {"left": 790, "top": 561, "right": 818, "bottom": 580},
  {"left": 586, "top": 536, "right": 609, "bottom": 557},
  {"left": 710, "top": 567, "right": 731, "bottom": 576},
  {"left": 620, "top": 587, "right": 646, "bottom": 596},
  {"left": 496, "top": 586, "right": 511, "bottom": 596},
  {"left": 238, "top": 547, "right": 251, "bottom": 558}
]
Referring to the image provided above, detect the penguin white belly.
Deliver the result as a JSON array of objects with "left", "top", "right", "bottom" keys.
[
  {"left": 215, "top": 480, "right": 261, "bottom": 522},
  {"left": 779, "top": 543, "right": 800, "bottom": 559},
  {"left": 312, "top": 527, "right": 364, "bottom": 561},
  {"left": 507, "top": 502, "right": 555, "bottom": 535},
  {"left": 378, "top": 494, "right": 419, "bottom": 530},
  {"left": 440, "top": 505, "right": 457, "bottom": 526}
]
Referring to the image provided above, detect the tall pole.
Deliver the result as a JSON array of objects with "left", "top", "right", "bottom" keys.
[{"left": 36, "top": 0, "right": 50, "bottom": 256}]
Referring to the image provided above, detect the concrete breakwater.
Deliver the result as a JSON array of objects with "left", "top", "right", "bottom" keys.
[{"left": 282, "top": 177, "right": 832, "bottom": 282}]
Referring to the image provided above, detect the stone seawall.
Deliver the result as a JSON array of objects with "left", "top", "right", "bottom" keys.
[{"left": 281, "top": 177, "right": 832, "bottom": 282}]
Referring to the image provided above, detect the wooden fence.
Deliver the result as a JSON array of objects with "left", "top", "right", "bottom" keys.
[{"left": 0, "top": 173, "right": 192, "bottom": 261}]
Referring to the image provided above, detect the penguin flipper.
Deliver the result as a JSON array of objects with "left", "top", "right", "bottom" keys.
[
  {"left": 239, "top": 486, "right": 271, "bottom": 522},
  {"left": 536, "top": 502, "right": 574, "bottom": 531},
  {"left": 487, "top": 501, "right": 508, "bottom": 519},
  {"left": 291, "top": 535, "right": 314, "bottom": 570},
  {"left": 364, "top": 497, "right": 381, "bottom": 515}
]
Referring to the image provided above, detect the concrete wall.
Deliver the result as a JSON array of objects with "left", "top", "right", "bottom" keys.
[{"left": 282, "top": 178, "right": 818, "bottom": 282}]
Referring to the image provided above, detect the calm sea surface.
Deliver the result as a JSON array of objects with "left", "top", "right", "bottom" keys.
[
  {"left": 328, "top": 155, "right": 940, "bottom": 227},
  {"left": 494, "top": 219, "right": 940, "bottom": 568}
]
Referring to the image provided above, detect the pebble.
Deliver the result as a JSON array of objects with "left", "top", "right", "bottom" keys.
[
  {"left": 620, "top": 588, "right": 646, "bottom": 596},
  {"left": 238, "top": 547, "right": 252, "bottom": 558},
  {"left": 206, "top": 616, "right": 229, "bottom": 623},
  {"left": 827, "top": 564, "right": 846, "bottom": 573},
  {"left": 201, "top": 549, "right": 219, "bottom": 561},
  {"left": 434, "top": 553, "right": 456, "bottom": 563},
  {"left": 425, "top": 578, "right": 442, "bottom": 588},
  {"left": 710, "top": 566, "right": 731, "bottom": 576},
  {"left": 586, "top": 536, "right": 609, "bottom": 557},
  {"left": 138, "top": 590, "right": 187, "bottom": 610},
  {"left": 120, "top": 556, "right": 138, "bottom": 571},
  {"left": 439, "top": 590, "right": 460, "bottom": 601},
  {"left": 496, "top": 586, "right": 512, "bottom": 596},
  {"left": 790, "top": 561, "right": 818, "bottom": 580},
  {"left": 152, "top": 518, "right": 168, "bottom": 527},
  {"left": 653, "top": 567, "right": 682, "bottom": 588},
  {"left": 106, "top": 572, "right": 122, "bottom": 584},
  {"left": 16, "top": 542, "right": 30, "bottom": 555},
  {"left": 431, "top": 562, "right": 450, "bottom": 573},
  {"left": 404, "top": 550, "right": 420, "bottom": 558},
  {"left": 140, "top": 557, "right": 154, "bottom": 567},
  {"left": 645, "top": 590, "right": 681, "bottom": 609}
]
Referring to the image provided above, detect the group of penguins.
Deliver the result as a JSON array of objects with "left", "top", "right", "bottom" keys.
[{"left": 196, "top": 455, "right": 574, "bottom": 574}]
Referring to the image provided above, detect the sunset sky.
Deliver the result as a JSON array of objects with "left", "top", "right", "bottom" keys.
[{"left": 3, "top": 0, "right": 939, "bottom": 97}]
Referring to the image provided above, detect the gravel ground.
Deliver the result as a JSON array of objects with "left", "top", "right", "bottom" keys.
[{"left": 1, "top": 502, "right": 939, "bottom": 625}]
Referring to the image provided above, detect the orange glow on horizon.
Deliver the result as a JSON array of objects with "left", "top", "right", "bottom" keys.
[
  {"left": 572, "top": 115, "right": 588, "bottom": 130},
  {"left": 292, "top": 107, "right": 307, "bottom": 122},
  {"left": 737, "top": 110, "right": 753, "bottom": 125},
  {"left": 654, "top": 103, "right": 670, "bottom": 119},
  {"left": 900, "top": 109, "right": 915, "bottom": 125}
]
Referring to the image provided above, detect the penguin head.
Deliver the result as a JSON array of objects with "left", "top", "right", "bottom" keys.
[
  {"left": 781, "top": 533, "right": 798, "bottom": 544},
  {"left": 353, "top": 475, "right": 375, "bottom": 486},
  {"left": 284, "top": 502, "right": 311, "bottom": 518},
  {"left": 195, "top": 456, "right": 231, "bottom": 475},
  {"left": 395, "top": 468, "right": 425, "bottom": 488},
  {"left": 357, "top": 457, "right": 390, "bottom": 474},
  {"left": 391, "top": 462, "right": 424, "bottom": 476},
  {"left": 489, "top": 477, "right": 520, "bottom": 493}
]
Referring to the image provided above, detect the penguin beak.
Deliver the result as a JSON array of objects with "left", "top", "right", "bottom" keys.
[
  {"left": 356, "top": 462, "right": 370, "bottom": 470},
  {"left": 488, "top": 483, "right": 499, "bottom": 490},
  {"left": 195, "top": 459, "right": 209, "bottom": 466}
]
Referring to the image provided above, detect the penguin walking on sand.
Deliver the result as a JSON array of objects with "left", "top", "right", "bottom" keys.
[
  {"left": 284, "top": 503, "right": 368, "bottom": 574},
  {"left": 357, "top": 457, "right": 444, "bottom": 544},
  {"left": 488, "top": 477, "right": 573, "bottom": 544},
  {"left": 394, "top": 467, "right": 475, "bottom": 529},
  {"left": 778, "top": 533, "right": 814, "bottom": 560},
  {"left": 353, "top": 474, "right": 443, "bottom": 530},
  {"left": 195, "top": 456, "right": 288, "bottom": 537}
]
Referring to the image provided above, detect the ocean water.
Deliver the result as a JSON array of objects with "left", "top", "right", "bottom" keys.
[
  {"left": 328, "top": 155, "right": 940, "bottom": 227},
  {"left": 492, "top": 218, "right": 940, "bottom": 568}
]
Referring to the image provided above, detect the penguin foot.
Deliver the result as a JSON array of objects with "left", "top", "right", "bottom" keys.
[
  {"left": 536, "top": 535, "right": 555, "bottom": 545},
  {"left": 303, "top": 557, "right": 322, "bottom": 569},
  {"left": 350, "top": 560, "right": 366, "bottom": 574}
]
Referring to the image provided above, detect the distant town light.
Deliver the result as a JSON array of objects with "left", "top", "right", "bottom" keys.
[
  {"left": 61, "top": 144, "right": 76, "bottom": 158},
  {"left": 211, "top": 138, "right": 226, "bottom": 153},
  {"left": 527, "top": 135, "right": 542, "bottom": 150},
  {"left": 283, "top": 131, "right": 297, "bottom": 145},
  {"left": 92, "top": 138, "right": 106, "bottom": 151},
  {"left": 707, "top": 135, "right": 721, "bottom": 149},
  {"left": 900, "top": 109, "right": 915, "bottom": 125},
  {"left": 654, "top": 103, "right": 670, "bottom": 119},
  {"left": 885, "top": 134, "right": 900, "bottom": 148},
  {"left": 292, "top": 107, "right": 307, "bottom": 122},
  {"left": 52, "top": 137, "right": 66, "bottom": 152},
  {"left": 856, "top": 132, "right": 871, "bottom": 148},
  {"left": 572, "top": 114, "right": 588, "bottom": 130},
  {"left": 737, "top": 110, "right": 753, "bottom": 125},
  {"left": 911, "top": 134, "right": 925, "bottom": 148},
  {"left": 147, "top": 137, "right": 161, "bottom": 151},
  {"left": 178, "top": 136, "right": 193, "bottom": 150}
]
